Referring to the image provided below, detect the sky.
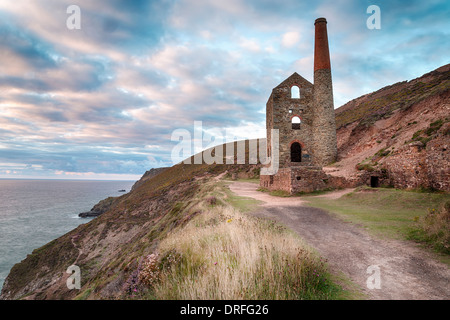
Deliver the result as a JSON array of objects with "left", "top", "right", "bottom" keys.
[{"left": 0, "top": 0, "right": 449, "bottom": 180}]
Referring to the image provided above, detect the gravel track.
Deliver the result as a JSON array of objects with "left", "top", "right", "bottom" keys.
[{"left": 229, "top": 181, "right": 450, "bottom": 300}]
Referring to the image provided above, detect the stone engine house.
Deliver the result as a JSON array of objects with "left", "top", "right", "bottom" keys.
[{"left": 260, "top": 17, "right": 337, "bottom": 194}]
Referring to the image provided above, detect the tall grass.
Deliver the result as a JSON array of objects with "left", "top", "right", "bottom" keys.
[
  {"left": 138, "top": 182, "right": 342, "bottom": 300},
  {"left": 408, "top": 201, "right": 450, "bottom": 254}
]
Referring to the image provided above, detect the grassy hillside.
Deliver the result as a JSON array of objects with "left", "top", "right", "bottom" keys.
[
  {"left": 335, "top": 64, "right": 450, "bottom": 129},
  {"left": 110, "top": 180, "right": 351, "bottom": 300},
  {"left": 2, "top": 139, "right": 356, "bottom": 300}
]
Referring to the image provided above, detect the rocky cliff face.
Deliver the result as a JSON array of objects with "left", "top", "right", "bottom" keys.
[
  {"left": 78, "top": 196, "right": 118, "bottom": 218},
  {"left": 131, "top": 167, "right": 169, "bottom": 192},
  {"left": 326, "top": 64, "right": 450, "bottom": 191}
]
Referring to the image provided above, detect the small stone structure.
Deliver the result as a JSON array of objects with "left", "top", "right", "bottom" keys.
[{"left": 260, "top": 17, "right": 338, "bottom": 194}]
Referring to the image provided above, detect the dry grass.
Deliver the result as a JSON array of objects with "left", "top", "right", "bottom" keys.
[
  {"left": 142, "top": 182, "right": 341, "bottom": 300},
  {"left": 409, "top": 200, "right": 450, "bottom": 254}
]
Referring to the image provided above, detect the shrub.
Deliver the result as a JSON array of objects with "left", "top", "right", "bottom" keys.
[
  {"left": 139, "top": 253, "right": 161, "bottom": 287},
  {"left": 206, "top": 196, "right": 217, "bottom": 206},
  {"left": 375, "top": 148, "right": 390, "bottom": 157},
  {"left": 123, "top": 268, "right": 140, "bottom": 296},
  {"left": 425, "top": 119, "right": 444, "bottom": 136},
  {"left": 412, "top": 130, "right": 423, "bottom": 140},
  {"left": 408, "top": 201, "right": 450, "bottom": 254},
  {"left": 356, "top": 163, "right": 375, "bottom": 172}
]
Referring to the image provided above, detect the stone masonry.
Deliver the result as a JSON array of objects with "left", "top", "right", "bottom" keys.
[
  {"left": 312, "top": 17, "right": 337, "bottom": 166},
  {"left": 260, "top": 17, "right": 338, "bottom": 194}
]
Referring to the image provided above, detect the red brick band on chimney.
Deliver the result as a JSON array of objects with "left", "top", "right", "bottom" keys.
[{"left": 314, "top": 18, "right": 331, "bottom": 72}]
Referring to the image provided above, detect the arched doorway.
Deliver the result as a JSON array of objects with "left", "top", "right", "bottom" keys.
[{"left": 291, "top": 142, "right": 302, "bottom": 162}]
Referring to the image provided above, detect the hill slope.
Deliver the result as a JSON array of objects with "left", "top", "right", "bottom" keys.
[
  {"left": 0, "top": 142, "right": 262, "bottom": 300},
  {"left": 328, "top": 64, "right": 450, "bottom": 191}
]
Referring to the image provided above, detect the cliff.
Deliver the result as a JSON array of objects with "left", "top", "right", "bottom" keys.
[
  {"left": 326, "top": 64, "right": 450, "bottom": 191},
  {"left": 0, "top": 141, "right": 262, "bottom": 300},
  {"left": 130, "top": 167, "right": 169, "bottom": 192},
  {"left": 78, "top": 196, "right": 118, "bottom": 218}
]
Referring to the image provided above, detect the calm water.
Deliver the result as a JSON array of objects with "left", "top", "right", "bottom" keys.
[{"left": 0, "top": 179, "right": 135, "bottom": 292}]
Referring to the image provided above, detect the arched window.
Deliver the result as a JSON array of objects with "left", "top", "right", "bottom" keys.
[
  {"left": 291, "top": 142, "right": 302, "bottom": 162},
  {"left": 292, "top": 116, "right": 301, "bottom": 130},
  {"left": 291, "top": 86, "right": 300, "bottom": 99}
]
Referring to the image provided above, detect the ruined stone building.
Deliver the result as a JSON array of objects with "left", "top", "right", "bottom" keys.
[{"left": 260, "top": 18, "right": 337, "bottom": 193}]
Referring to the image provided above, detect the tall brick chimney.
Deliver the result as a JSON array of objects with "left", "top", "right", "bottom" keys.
[
  {"left": 314, "top": 17, "right": 331, "bottom": 72},
  {"left": 312, "top": 17, "right": 337, "bottom": 166}
]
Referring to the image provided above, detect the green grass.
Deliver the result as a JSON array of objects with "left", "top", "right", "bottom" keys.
[
  {"left": 221, "top": 181, "right": 263, "bottom": 212},
  {"left": 256, "top": 186, "right": 293, "bottom": 197},
  {"left": 268, "top": 190, "right": 291, "bottom": 197},
  {"left": 74, "top": 287, "right": 93, "bottom": 300},
  {"left": 231, "top": 177, "right": 260, "bottom": 184},
  {"left": 304, "top": 187, "right": 449, "bottom": 239},
  {"left": 407, "top": 117, "right": 449, "bottom": 147}
]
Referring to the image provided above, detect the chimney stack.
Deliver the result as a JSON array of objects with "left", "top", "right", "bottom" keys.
[
  {"left": 312, "top": 17, "right": 337, "bottom": 166},
  {"left": 314, "top": 17, "right": 331, "bottom": 72}
]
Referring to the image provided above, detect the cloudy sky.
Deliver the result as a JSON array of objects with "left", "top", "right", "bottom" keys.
[{"left": 0, "top": 0, "right": 449, "bottom": 180}]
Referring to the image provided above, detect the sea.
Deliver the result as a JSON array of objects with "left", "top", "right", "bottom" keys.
[{"left": 0, "top": 179, "right": 136, "bottom": 292}]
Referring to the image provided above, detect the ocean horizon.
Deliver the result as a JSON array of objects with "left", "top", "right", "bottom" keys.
[{"left": 0, "top": 179, "right": 136, "bottom": 292}]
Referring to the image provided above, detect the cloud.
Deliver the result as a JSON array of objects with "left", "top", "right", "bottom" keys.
[
  {"left": 281, "top": 31, "right": 301, "bottom": 48},
  {"left": 0, "top": 0, "right": 448, "bottom": 179}
]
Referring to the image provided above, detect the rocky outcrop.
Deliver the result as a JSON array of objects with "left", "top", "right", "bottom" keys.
[
  {"left": 130, "top": 167, "right": 169, "bottom": 191},
  {"left": 426, "top": 123, "right": 450, "bottom": 190},
  {"left": 381, "top": 123, "right": 449, "bottom": 190},
  {"left": 79, "top": 167, "right": 170, "bottom": 217},
  {"left": 78, "top": 197, "right": 117, "bottom": 218}
]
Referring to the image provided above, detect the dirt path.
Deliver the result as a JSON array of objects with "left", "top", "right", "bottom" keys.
[{"left": 229, "top": 181, "right": 450, "bottom": 300}]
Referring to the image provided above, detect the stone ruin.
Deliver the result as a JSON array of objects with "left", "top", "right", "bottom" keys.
[{"left": 260, "top": 17, "right": 338, "bottom": 194}]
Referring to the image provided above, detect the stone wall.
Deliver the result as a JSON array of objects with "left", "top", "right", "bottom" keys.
[
  {"left": 260, "top": 166, "right": 351, "bottom": 194},
  {"left": 260, "top": 17, "right": 338, "bottom": 194},
  {"left": 312, "top": 69, "right": 337, "bottom": 166},
  {"left": 260, "top": 168, "right": 292, "bottom": 193},
  {"left": 382, "top": 143, "right": 428, "bottom": 189},
  {"left": 290, "top": 166, "right": 328, "bottom": 193},
  {"left": 426, "top": 125, "right": 450, "bottom": 190},
  {"left": 382, "top": 123, "right": 449, "bottom": 191},
  {"left": 267, "top": 72, "right": 315, "bottom": 167}
]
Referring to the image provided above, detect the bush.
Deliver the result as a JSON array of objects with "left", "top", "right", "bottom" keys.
[
  {"left": 206, "top": 196, "right": 217, "bottom": 206},
  {"left": 375, "top": 148, "right": 390, "bottom": 157},
  {"left": 356, "top": 163, "right": 375, "bottom": 172},
  {"left": 139, "top": 253, "right": 161, "bottom": 287},
  {"left": 425, "top": 119, "right": 444, "bottom": 136},
  {"left": 408, "top": 201, "right": 450, "bottom": 254}
]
